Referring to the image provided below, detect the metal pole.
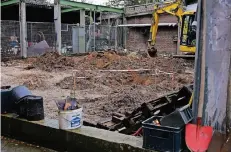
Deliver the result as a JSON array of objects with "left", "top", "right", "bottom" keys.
[
  {"left": 89, "top": 10, "right": 92, "bottom": 52},
  {"left": 54, "top": 0, "right": 61, "bottom": 54},
  {"left": 30, "top": 23, "right": 32, "bottom": 43},
  {"left": 115, "top": 18, "right": 118, "bottom": 51},
  {"left": 122, "top": 14, "right": 127, "bottom": 49},
  {"left": 93, "top": 10, "right": 96, "bottom": 52},
  {"left": 19, "top": 0, "right": 27, "bottom": 58}
]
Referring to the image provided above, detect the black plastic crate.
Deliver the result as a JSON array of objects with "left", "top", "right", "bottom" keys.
[
  {"left": 15, "top": 95, "right": 44, "bottom": 121},
  {"left": 160, "top": 105, "right": 193, "bottom": 128},
  {"left": 142, "top": 116, "right": 186, "bottom": 152}
]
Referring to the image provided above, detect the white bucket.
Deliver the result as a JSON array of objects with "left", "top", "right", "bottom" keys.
[{"left": 58, "top": 107, "right": 83, "bottom": 130}]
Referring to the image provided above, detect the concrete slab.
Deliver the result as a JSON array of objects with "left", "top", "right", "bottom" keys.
[
  {"left": 1, "top": 114, "right": 154, "bottom": 152},
  {"left": 1, "top": 137, "right": 56, "bottom": 152}
]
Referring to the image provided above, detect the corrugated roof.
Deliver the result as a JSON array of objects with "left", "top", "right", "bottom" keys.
[{"left": 1, "top": 0, "right": 70, "bottom": 8}]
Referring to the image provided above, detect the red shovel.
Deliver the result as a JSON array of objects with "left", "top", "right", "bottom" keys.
[{"left": 185, "top": 97, "right": 213, "bottom": 152}]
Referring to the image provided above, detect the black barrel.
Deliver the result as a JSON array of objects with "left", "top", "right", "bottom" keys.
[{"left": 1, "top": 86, "right": 13, "bottom": 113}]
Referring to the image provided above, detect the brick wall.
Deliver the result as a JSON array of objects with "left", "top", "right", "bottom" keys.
[
  {"left": 126, "top": 26, "right": 177, "bottom": 53},
  {"left": 127, "top": 14, "right": 178, "bottom": 24},
  {"left": 126, "top": 14, "right": 178, "bottom": 53},
  {"left": 155, "top": 26, "right": 177, "bottom": 53}
]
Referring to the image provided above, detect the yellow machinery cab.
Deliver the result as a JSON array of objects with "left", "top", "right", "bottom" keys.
[{"left": 179, "top": 3, "right": 197, "bottom": 53}]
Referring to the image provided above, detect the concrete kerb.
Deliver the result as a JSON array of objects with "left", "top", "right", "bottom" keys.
[{"left": 1, "top": 114, "right": 155, "bottom": 152}]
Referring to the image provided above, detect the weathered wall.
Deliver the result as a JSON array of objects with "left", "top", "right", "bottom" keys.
[
  {"left": 126, "top": 26, "right": 177, "bottom": 53},
  {"left": 127, "top": 14, "right": 178, "bottom": 24},
  {"left": 126, "top": 14, "right": 178, "bottom": 53}
]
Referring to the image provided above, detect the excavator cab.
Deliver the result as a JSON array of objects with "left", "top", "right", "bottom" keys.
[
  {"left": 179, "top": 10, "right": 197, "bottom": 53},
  {"left": 147, "top": 0, "right": 197, "bottom": 57}
]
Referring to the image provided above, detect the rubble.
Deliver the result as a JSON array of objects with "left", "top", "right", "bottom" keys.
[
  {"left": 1, "top": 51, "right": 195, "bottom": 126},
  {"left": 32, "top": 51, "right": 75, "bottom": 72}
]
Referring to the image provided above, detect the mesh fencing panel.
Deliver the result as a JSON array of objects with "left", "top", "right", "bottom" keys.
[{"left": 1, "top": 20, "right": 126, "bottom": 58}]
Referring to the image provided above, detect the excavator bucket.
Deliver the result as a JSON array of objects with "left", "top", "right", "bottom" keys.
[{"left": 147, "top": 46, "right": 157, "bottom": 57}]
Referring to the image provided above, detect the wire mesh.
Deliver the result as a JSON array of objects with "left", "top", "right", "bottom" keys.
[
  {"left": 1, "top": 20, "right": 21, "bottom": 58},
  {"left": 1, "top": 20, "right": 126, "bottom": 58}
]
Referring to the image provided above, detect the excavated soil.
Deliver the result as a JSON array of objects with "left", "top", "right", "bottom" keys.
[{"left": 2, "top": 51, "right": 194, "bottom": 122}]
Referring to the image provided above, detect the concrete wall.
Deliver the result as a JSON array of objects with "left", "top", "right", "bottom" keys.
[{"left": 126, "top": 14, "right": 178, "bottom": 53}]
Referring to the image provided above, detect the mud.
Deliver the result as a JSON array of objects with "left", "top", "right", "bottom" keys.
[{"left": 1, "top": 51, "right": 194, "bottom": 122}]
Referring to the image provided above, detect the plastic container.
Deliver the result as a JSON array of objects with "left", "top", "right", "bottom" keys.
[
  {"left": 15, "top": 95, "right": 44, "bottom": 121},
  {"left": 160, "top": 105, "right": 193, "bottom": 128},
  {"left": 59, "top": 107, "right": 83, "bottom": 130},
  {"left": 142, "top": 116, "right": 186, "bottom": 152},
  {"left": 1, "top": 86, "right": 13, "bottom": 113}
]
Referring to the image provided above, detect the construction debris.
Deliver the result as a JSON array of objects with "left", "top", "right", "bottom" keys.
[
  {"left": 1, "top": 51, "right": 194, "bottom": 126},
  {"left": 83, "top": 85, "right": 193, "bottom": 135}
]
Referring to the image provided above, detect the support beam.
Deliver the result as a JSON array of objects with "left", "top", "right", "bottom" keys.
[
  {"left": 60, "top": 0, "right": 95, "bottom": 10},
  {"left": 61, "top": 8, "right": 81, "bottom": 13},
  {"left": 97, "top": 6, "right": 124, "bottom": 14},
  {"left": 80, "top": 9, "right": 85, "bottom": 26},
  {"left": 122, "top": 14, "right": 127, "bottom": 49},
  {"left": 19, "top": 0, "right": 27, "bottom": 58},
  {"left": 60, "top": 0, "right": 124, "bottom": 14},
  {"left": 79, "top": 9, "right": 86, "bottom": 52},
  {"left": 115, "top": 19, "right": 119, "bottom": 51},
  {"left": 54, "top": 0, "right": 62, "bottom": 54},
  {"left": 0, "top": 0, "right": 19, "bottom": 7}
]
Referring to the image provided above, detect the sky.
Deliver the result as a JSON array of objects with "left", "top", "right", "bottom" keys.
[
  {"left": 90, "top": 0, "right": 109, "bottom": 5},
  {"left": 75, "top": 0, "right": 109, "bottom": 5},
  {"left": 46, "top": 0, "right": 109, "bottom": 5}
]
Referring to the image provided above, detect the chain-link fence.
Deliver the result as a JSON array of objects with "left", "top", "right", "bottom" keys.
[
  {"left": 1, "top": 20, "right": 21, "bottom": 58},
  {"left": 86, "top": 25, "right": 117, "bottom": 52},
  {"left": 1, "top": 20, "right": 126, "bottom": 58}
]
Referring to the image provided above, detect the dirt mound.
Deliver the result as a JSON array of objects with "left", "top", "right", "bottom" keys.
[
  {"left": 18, "top": 73, "right": 53, "bottom": 90},
  {"left": 56, "top": 76, "right": 97, "bottom": 90},
  {"left": 33, "top": 51, "right": 75, "bottom": 71},
  {"left": 23, "top": 77, "right": 46, "bottom": 90},
  {"left": 83, "top": 85, "right": 159, "bottom": 118}
]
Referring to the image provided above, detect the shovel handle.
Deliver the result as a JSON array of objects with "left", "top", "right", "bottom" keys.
[{"left": 188, "top": 93, "right": 194, "bottom": 106}]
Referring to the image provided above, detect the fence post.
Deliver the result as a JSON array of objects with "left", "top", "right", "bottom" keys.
[
  {"left": 19, "top": 0, "right": 27, "bottom": 58},
  {"left": 54, "top": 0, "right": 61, "bottom": 54},
  {"left": 115, "top": 19, "right": 119, "bottom": 51}
]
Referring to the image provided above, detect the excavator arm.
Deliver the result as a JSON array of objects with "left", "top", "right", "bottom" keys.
[{"left": 148, "top": 0, "right": 184, "bottom": 57}]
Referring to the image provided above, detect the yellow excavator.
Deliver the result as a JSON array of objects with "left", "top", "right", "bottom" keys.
[{"left": 148, "top": 0, "right": 197, "bottom": 57}]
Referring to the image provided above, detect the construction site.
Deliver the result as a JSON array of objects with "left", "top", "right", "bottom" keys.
[{"left": 1, "top": 0, "right": 231, "bottom": 152}]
